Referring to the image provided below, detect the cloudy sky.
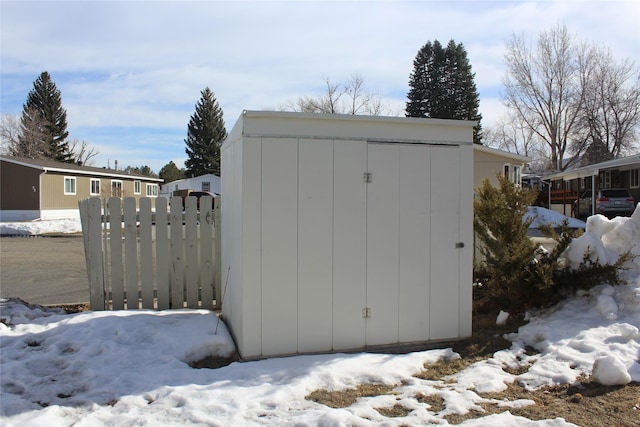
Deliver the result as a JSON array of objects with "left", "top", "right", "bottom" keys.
[{"left": 1, "top": 0, "right": 639, "bottom": 173}]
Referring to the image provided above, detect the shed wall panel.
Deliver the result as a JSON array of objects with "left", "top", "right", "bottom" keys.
[
  {"left": 429, "top": 146, "right": 461, "bottom": 340},
  {"left": 261, "top": 138, "right": 298, "bottom": 355},
  {"left": 221, "top": 140, "right": 240, "bottom": 335},
  {"left": 458, "top": 144, "right": 474, "bottom": 337},
  {"left": 398, "top": 145, "right": 431, "bottom": 342},
  {"left": 332, "top": 140, "right": 367, "bottom": 350},
  {"left": 366, "top": 143, "right": 400, "bottom": 346},
  {"left": 241, "top": 138, "right": 264, "bottom": 357},
  {"left": 298, "top": 139, "right": 334, "bottom": 352}
]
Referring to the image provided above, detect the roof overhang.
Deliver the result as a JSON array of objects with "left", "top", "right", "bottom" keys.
[
  {"left": 473, "top": 144, "right": 531, "bottom": 163},
  {"left": 1, "top": 157, "right": 163, "bottom": 182},
  {"left": 546, "top": 154, "right": 640, "bottom": 181}
]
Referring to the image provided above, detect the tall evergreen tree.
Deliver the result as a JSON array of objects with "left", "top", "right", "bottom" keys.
[
  {"left": 184, "top": 88, "right": 227, "bottom": 177},
  {"left": 19, "top": 71, "right": 71, "bottom": 162},
  {"left": 159, "top": 160, "right": 186, "bottom": 183},
  {"left": 406, "top": 40, "right": 483, "bottom": 143}
]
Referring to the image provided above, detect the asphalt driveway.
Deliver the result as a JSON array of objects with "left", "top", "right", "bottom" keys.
[{"left": 0, "top": 236, "right": 89, "bottom": 305}]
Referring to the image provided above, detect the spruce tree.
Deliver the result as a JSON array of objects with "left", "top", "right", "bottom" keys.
[
  {"left": 184, "top": 88, "right": 227, "bottom": 177},
  {"left": 406, "top": 40, "right": 483, "bottom": 144},
  {"left": 19, "top": 71, "right": 71, "bottom": 162}
]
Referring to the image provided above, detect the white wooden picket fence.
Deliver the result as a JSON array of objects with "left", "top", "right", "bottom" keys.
[{"left": 78, "top": 196, "right": 221, "bottom": 311}]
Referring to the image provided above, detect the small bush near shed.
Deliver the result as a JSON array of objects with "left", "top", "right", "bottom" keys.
[{"left": 473, "top": 175, "right": 630, "bottom": 313}]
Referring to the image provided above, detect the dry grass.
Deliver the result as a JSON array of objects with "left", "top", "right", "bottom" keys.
[
  {"left": 374, "top": 403, "right": 412, "bottom": 417},
  {"left": 446, "top": 379, "right": 640, "bottom": 426},
  {"left": 305, "top": 384, "right": 394, "bottom": 408},
  {"left": 305, "top": 313, "right": 639, "bottom": 426}
]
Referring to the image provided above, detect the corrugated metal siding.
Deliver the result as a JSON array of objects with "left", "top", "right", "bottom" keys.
[{"left": 0, "top": 161, "right": 41, "bottom": 210}]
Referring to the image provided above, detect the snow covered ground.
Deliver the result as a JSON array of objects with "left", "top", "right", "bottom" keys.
[
  {"left": 0, "top": 219, "right": 82, "bottom": 236},
  {"left": 525, "top": 206, "right": 586, "bottom": 231},
  {"left": 1, "top": 208, "right": 639, "bottom": 426}
]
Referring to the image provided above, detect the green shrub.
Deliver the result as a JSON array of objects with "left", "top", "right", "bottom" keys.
[{"left": 473, "top": 175, "right": 631, "bottom": 313}]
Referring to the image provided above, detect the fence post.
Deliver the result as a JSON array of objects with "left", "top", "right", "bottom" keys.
[
  {"left": 170, "top": 196, "right": 184, "bottom": 308},
  {"left": 79, "top": 198, "right": 106, "bottom": 310},
  {"left": 200, "top": 197, "right": 214, "bottom": 309},
  {"left": 155, "top": 198, "right": 170, "bottom": 309},
  {"left": 139, "top": 198, "right": 154, "bottom": 309},
  {"left": 109, "top": 197, "right": 125, "bottom": 310},
  {"left": 214, "top": 197, "right": 222, "bottom": 309},
  {"left": 185, "top": 197, "right": 199, "bottom": 307},
  {"left": 123, "top": 198, "right": 139, "bottom": 309}
]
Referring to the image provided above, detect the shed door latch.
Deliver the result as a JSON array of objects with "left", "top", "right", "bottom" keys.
[
  {"left": 362, "top": 308, "right": 372, "bottom": 318},
  {"left": 364, "top": 172, "right": 372, "bottom": 183}
]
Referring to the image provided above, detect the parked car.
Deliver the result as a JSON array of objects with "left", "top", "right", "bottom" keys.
[
  {"left": 176, "top": 190, "right": 216, "bottom": 210},
  {"left": 574, "top": 188, "right": 635, "bottom": 218}
]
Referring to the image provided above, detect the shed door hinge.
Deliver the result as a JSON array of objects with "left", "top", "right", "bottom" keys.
[
  {"left": 364, "top": 172, "right": 372, "bottom": 183},
  {"left": 362, "top": 308, "right": 372, "bottom": 318}
]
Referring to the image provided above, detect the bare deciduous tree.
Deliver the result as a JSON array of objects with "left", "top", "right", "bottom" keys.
[
  {"left": 485, "top": 112, "right": 544, "bottom": 156},
  {"left": 503, "top": 24, "right": 593, "bottom": 171},
  {"left": 1, "top": 114, "right": 21, "bottom": 155},
  {"left": 68, "top": 139, "right": 99, "bottom": 166},
  {"left": 579, "top": 47, "right": 640, "bottom": 162},
  {"left": 15, "top": 108, "right": 50, "bottom": 159},
  {"left": 282, "top": 73, "right": 390, "bottom": 115}
]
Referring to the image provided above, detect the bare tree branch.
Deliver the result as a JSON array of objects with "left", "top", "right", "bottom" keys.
[
  {"left": 280, "top": 73, "right": 392, "bottom": 116},
  {"left": 68, "top": 139, "right": 99, "bottom": 165}
]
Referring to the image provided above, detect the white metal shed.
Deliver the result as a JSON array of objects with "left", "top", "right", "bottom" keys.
[{"left": 221, "top": 111, "right": 475, "bottom": 359}]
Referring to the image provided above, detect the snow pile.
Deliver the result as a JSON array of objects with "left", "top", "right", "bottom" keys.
[
  {"left": 592, "top": 355, "right": 632, "bottom": 386},
  {"left": 0, "top": 219, "right": 82, "bottom": 236},
  {"left": 496, "top": 310, "right": 509, "bottom": 325},
  {"left": 1, "top": 300, "right": 236, "bottom": 417},
  {"left": 561, "top": 204, "right": 640, "bottom": 277}
]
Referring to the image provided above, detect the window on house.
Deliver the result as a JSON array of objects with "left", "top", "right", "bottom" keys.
[
  {"left": 146, "top": 184, "right": 158, "bottom": 197},
  {"left": 631, "top": 168, "right": 639, "bottom": 189},
  {"left": 602, "top": 171, "right": 611, "bottom": 189},
  {"left": 134, "top": 180, "right": 141, "bottom": 194},
  {"left": 202, "top": 181, "right": 210, "bottom": 192},
  {"left": 111, "top": 180, "right": 123, "bottom": 197},
  {"left": 513, "top": 165, "right": 522, "bottom": 186},
  {"left": 503, "top": 164, "right": 511, "bottom": 181},
  {"left": 64, "top": 177, "right": 76, "bottom": 195},
  {"left": 90, "top": 178, "right": 101, "bottom": 196}
]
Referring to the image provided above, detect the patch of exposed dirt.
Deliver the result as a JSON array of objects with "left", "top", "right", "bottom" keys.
[
  {"left": 188, "top": 354, "right": 238, "bottom": 369},
  {"left": 446, "top": 379, "right": 640, "bottom": 426},
  {"left": 416, "top": 311, "right": 530, "bottom": 381},
  {"left": 374, "top": 403, "right": 412, "bottom": 417},
  {"left": 306, "top": 384, "right": 394, "bottom": 408},
  {"left": 49, "top": 303, "right": 90, "bottom": 314}
]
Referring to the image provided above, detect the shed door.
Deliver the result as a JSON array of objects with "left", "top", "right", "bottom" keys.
[{"left": 366, "top": 143, "right": 461, "bottom": 345}]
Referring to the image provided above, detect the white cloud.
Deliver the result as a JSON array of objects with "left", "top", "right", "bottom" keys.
[{"left": 2, "top": 0, "right": 638, "bottom": 172}]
